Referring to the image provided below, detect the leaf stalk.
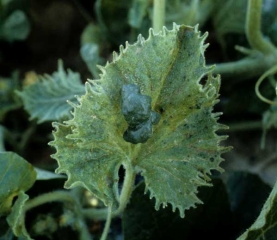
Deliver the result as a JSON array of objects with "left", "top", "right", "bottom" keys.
[
  {"left": 153, "top": 0, "right": 166, "bottom": 33},
  {"left": 246, "top": 0, "right": 277, "bottom": 55}
]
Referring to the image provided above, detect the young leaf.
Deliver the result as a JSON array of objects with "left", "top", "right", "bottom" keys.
[
  {"left": 6, "top": 191, "right": 32, "bottom": 240},
  {"left": 50, "top": 24, "right": 229, "bottom": 216},
  {"left": 237, "top": 178, "right": 277, "bottom": 240},
  {"left": 0, "top": 152, "right": 36, "bottom": 216},
  {"left": 16, "top": 61, "right": 85, "bottom": 123}
]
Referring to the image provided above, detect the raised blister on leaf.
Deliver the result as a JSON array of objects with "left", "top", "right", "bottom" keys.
[{"left": 50, "top": 24, "right": 229, "bottom": 216}]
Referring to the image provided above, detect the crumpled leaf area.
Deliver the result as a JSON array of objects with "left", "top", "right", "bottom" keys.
[{"left": 50, "top": 24, "right": 229, "bottom": 217}]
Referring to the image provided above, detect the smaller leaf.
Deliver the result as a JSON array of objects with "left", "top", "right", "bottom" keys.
[
  {"left": 0, "top": 152, "right": 36, "bottom": 216},
  {"left": 0, "top": 10, "right": 30, "bottom": 42},
  {"left": 16, "top": 61, "right": 85, "bottom": 123},
  {"left": 237, "top": 177, "right": 277, "bottom": 240},
  {"left": 6, "top": 191, "right": 32, "bottom": 240}
]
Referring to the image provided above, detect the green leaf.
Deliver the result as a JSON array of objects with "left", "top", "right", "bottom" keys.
[
  {"left": 0, "top": 10, "right": 30, "bottom": 42},
  {"left": 6, "top": 191, "right": 32, "bottom": 240},
  {"left": 237, "top": 178, "right": 277, "bottom": 240},
  {"left": 123, "top": 179, "right": 234, "bottom": 240},
  {"left": 50, "top": 24, "right": 229, "bottom": 216},
  {"left": 0, "top": 152, "right": 36, "bottom": 216},
  {"left": 16, "top": 61, "right": 85, "bottom": 123}
]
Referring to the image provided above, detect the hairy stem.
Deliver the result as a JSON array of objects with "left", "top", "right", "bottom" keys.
[
  {"left": 222, "top": 121, "right": 262, "bottom": 132},
  {"left": 100, "top": 205, "right": 113, "bottom": 240},
  {"left": 246, "top": 0, "right": 276, "bottom": 54},
  {"left": 213, "top": 55, "right": 274, "bottom": 80},
  {"left": 113, "top": 162, "right": 136, "bottom": 215},
  {"left": 153, "top": 0, "right": 166, "bottom": 33}
]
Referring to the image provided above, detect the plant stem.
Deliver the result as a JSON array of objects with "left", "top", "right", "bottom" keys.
[
  {"left": 255, "top": 64, "right": 277, "bottom": 105},
  {"left": 222, "top": 121, "right": 262, "bottom": 132},
  {"left": 24, "top": 191, "right": 91, "bottom": 240},
  {"left": 113, "top": 162, "right": 136, "bottom": 216},
  {"left": 100, "top": 205, "right": 113, "bottom": 240},
  {"left": 153, "top": 0, "right": 166, "bottom": 33},
  {"left": 246, "top": 0, "right": 276, "bottom": 54},
  {"left": 213, "top": 55, "right": 275, "bottom": 80}
]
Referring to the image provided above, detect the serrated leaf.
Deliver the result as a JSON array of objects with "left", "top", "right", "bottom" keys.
[
  {"left": 237, "top": 178, "right": 277, "bottom": 240},
  {"left": 0, "top": 152, "right": 36, "bottom": 216},
  {"left": 6, "top": 191, "right": 32, "bottom": 240},
  {"left": 16, "top": 61, "right": 85, "bottom": 123},
  {"left": 50, "top": 24, "right": 229, "bottom": 216}
]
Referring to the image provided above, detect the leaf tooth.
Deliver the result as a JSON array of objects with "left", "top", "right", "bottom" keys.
[
  {"left": 125, "top": 41, "right": 130, "bottom": 48},
  {"left": 178, "top": 206, "right": 185, "bottom": 218},
  {"left": 200, "top": 32, "right": 209, "bottom": 43},
  {"left": 194, "top": 23, "right": 199, "bottom": 33},
  {"left": 112, "top": 51, "right": 119, "bottom": 61},
  {"left": 119, "top": 45, "right": 124, "bottom": 54},
  {"left": 75, "top": 95, "right": 82, "bottom": 102},
  {"left": 137, "top": 34, "right": 145, "bottom": 45},
  {"left": 162, "top": 26, "right": 167, "bottom": 36},
  {"left": 97, "top": 65, "right": 106, "bottom": 74},
  {"left": 202, "top": 43, "right": 210, "bottom": 51},
  {"left": 148, "top": 28, "right": 155, "bottom": 38},
  {"left": 67, "top": 100, "right": 78, "bottom": 108},
  {"left": 85, "top": 82, "right": 94, "bottom": 94},
  {"left": 154, "top": 200, "right": 162, "bottom": 211},
  {"left": 172, "top": 22, "right": 180, "bottom": 31}
]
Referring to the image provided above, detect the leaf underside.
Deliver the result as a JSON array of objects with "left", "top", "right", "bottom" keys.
[
  {"left": 0, "top": 152, "right": 36, "bottom": 216},
  {"left": 17, "top": 61, "right": 85, "bottom": 123},
  {"left": 50, "top": 24, "right": 229, "bottom": 217}
]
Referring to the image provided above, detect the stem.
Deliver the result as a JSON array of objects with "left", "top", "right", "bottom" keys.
[
  {"left": 24, "top": 191, "right": 75, "bottom": 211},
  {"left": 24, "top": 191, "right": 91, "bottom": 240},
  {"left": 100, "top": 205, "right": 113, "bottom": 240},
  {"left": 222, "top": 121, "right": 262, "bottom": 132},
  {"left": 83, "top": 163, "right": 136, "bottom": 221},
  {"left": 213, "top": 55, "right": 275, "bottom": 80},
  {"left": 255, "top": 64, "right": 277, "bottom": 105},
  {"left": 153, "top": 0, "right": 166, "bottom": 33},
  {"left": 113, "top": 162, "right": 136, "bottom": 216},
  {"left": 246, "top": 0, "right": 276, "bottom": 54}
]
